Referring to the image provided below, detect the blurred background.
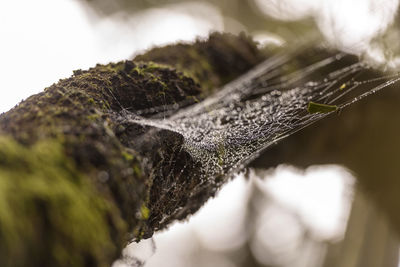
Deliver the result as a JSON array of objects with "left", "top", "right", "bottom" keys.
[{"left": 1, "top": 0, "right": 400, "bottom": 266}]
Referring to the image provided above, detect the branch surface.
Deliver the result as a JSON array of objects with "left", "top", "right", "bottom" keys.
[
  {"left": 2, "top": 31, "right": 400, "bottom": 267},
  {"left": 0, "top": 33, "right": 265, "bottom": 267}
]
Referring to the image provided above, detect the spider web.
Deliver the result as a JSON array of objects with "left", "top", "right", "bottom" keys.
[
  {"left": 112, "top": 45, "right": 400, "bottom": 267},
  {"left": 123, "top": 46, "right": 400, "bottom": 188}
]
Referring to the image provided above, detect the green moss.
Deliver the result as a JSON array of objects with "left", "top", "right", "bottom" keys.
[
  {"left": 140, "top": 62, "right": 169, "bottom": 73},
  {"left": 88, "top": 98, "right": 95, "bottom": 105},
  {"left": 95, "top": 62, "right": 125, "bottom": 74},
  {"left": 132, "top": 227, "right": 146, "bottom": 242},
  {"left": 135, "top": 32, "right": 267, "bottom": 95},
  {"left": 140, "top": 204, "right": 150, "bottom": 220},
  {"left": 101, "top": 100, "right": 111, "bottom": 110},
  {"left": 87, "top": 113, "right": 101, "bottom": 121},
  {"left": 0, "top": 137, "right": 125, "bottom": 267},
  {"left": 122, "top": 151, "right": 134, "bottom": 162},
  {"left": 133, "top": 164, "right": 141, "bottom": 177},
  {"left": 307, "top": 101, "right": 338, "bottom": 114},
  {"left": 217, "top": 142, "right": 226, "bottom": 167}
]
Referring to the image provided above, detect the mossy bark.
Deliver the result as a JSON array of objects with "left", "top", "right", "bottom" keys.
[
  {"left": 2, "top": 31, "right": 399, "bottom": 267},
  {"left": 0, "top": 33, "right": 265, "bottom": 267}
]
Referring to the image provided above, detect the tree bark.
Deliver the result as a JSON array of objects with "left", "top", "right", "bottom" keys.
[
  {"left": 0, "top": 33, "right": 265, "bottom": 267},
  {"left": 1, "top": 31, "right": 400, "bottom": 267}
]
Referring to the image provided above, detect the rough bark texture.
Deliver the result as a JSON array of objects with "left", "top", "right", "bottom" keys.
[{"left": 0, "top": 33, "right": 265, "bottom": 267}]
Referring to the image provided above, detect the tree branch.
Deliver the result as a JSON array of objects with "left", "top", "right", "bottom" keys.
[{"left": 0, "top": 33, "right": 265, "bottom": 267}]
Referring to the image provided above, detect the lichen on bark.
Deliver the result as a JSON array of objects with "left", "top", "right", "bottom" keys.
[{"left": 0, "top": 32, "right": 266, "bottom": 267}]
